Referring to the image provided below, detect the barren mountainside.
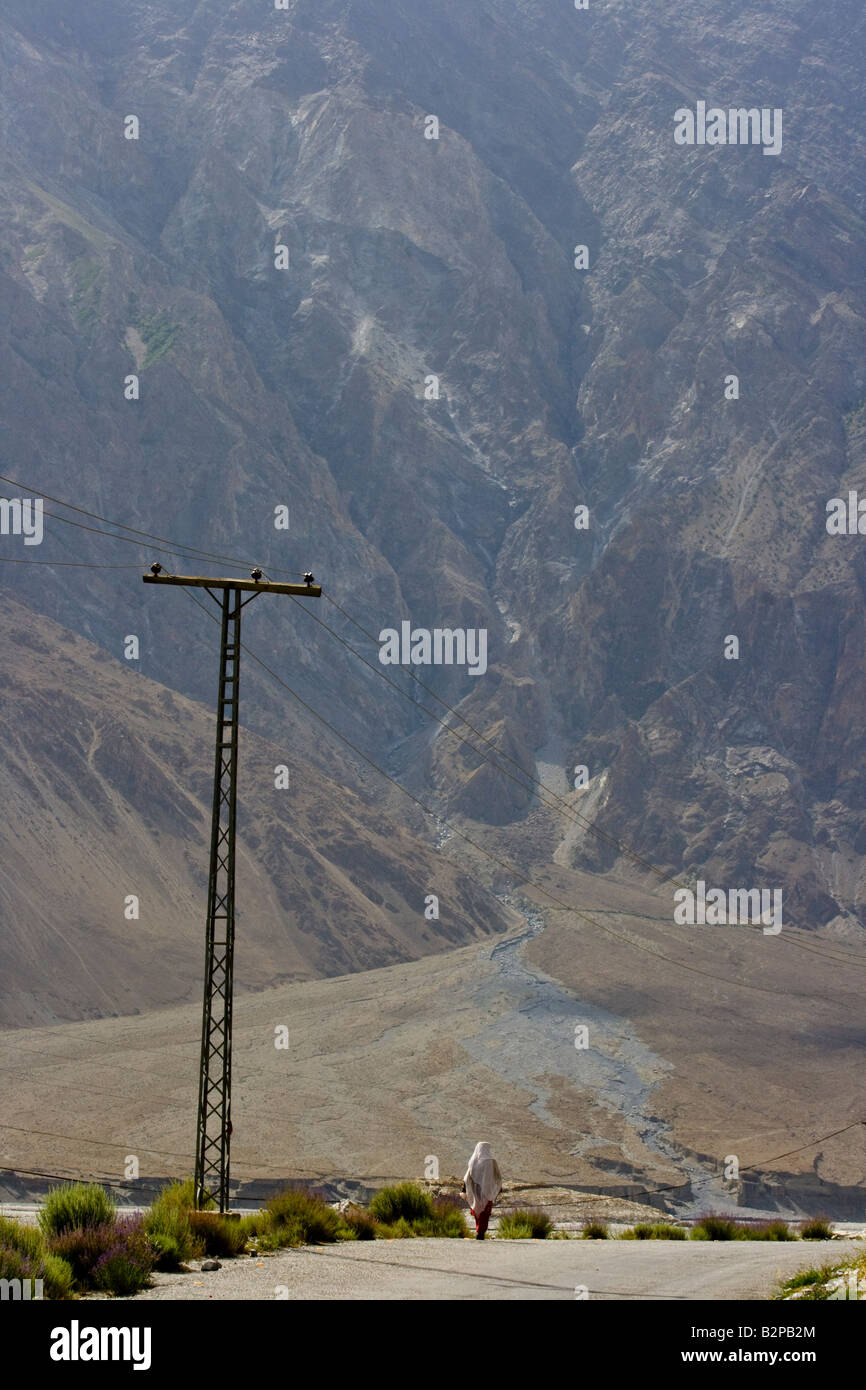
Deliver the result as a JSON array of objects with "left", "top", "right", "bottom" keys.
[
  {"left": 0, "top": 596, "right": 518, "bottom": 1026},
  {"left": 2, "top": 0, "right": 866, "bottom": 1032}
]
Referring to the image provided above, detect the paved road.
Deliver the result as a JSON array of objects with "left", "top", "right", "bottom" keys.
[{"left": 131, "top": 1238, "right": 861, "bottom": 1301}]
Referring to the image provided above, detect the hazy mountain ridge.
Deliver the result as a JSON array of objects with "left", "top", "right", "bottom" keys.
[{"left": 2, "top": 0, "right": 866, "bottom": 1018}]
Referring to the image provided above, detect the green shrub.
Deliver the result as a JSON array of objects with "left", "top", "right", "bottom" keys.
[
  {"left": 369, "top": 1183, "right": 433, "bottom": 1225},
  {"left": 411, "top": 1208, "right": 468, "bottom": 1238},
  {"left": 800, "top": 1217, "right": 834, "bottom": 1241},
  {"left": 517, "top": 1208, "right": 551, "bottom": 1239},
  {"left": 693, "top": 1215, "right": 796, "bottom": 1242},
  {"left": 0, "top": 1215, "right": 47, "bottom": 1260},
  {"left": 152, "top": 1177, "right": 215, "bottom": 1213},
  {"left": 0, "top": 1242, "right": 74, "bottom": 1300},
  {"left": 256, "top": 1217, "right": 307, "bottom": 1250},
  {"left": 146, "top": 1230, "right": 185, "bottom": 1271},
  {"left": 582, "top": 1221, "right": 609, "bottom": 1239},
  {"left": 0, "top": 1244, "right": 35, "bottom": 1285},
  {"left": 498, "top": 1209, "right": 552, "bottom": 1239},
  {"left": 339, "top": 1207, "right": 378, "bottom": 1241},
  {"left": 237, "top": 1214, "right": 260, "bottom": 1243},
  {"left": 429, "top": 1203, "right": 469, "bottom": 1238},
  {"left": 751, "top": 1220, "right": 794, "bottom": 1242},
  {"left": 156, "top": 1177, "right": 213, "bottom": 1212},
  {"left": 39, "top": 1183, "right": 116, "bottom": 1238},
  {"left": 497, "top": 1215, "right": 534, "bottom": 1239},
  {"left": 621, "top": 1222, "right": 687, "bottom": 1240},
  {"left": 691, "top": 1215, "right": 741, "bottom": 1241},
  {"left": 361, "top": 1189, "right": 467, "bottom": 1238},
  {"left": 189, "top": 1211, "right": 250, "bottom": 1258},
  {"left": 144, "top": 1182, "right": 197, "bottom": 1267},
  {"left": 41, "top": 1253, "right": 76, "bottom": 1300},
  {"left": 774, "top": 1260, "right": 847, "bottom": 1301},
  {"left": 154, "top": 1178, "right": 194, "bottom": 1210},
  {"left": 93, "top": 1249, "right": 152, "bottom": 1296},
  {"left": 261, "top": 1188, "right": 342, "bottom": 1247},
  {"left": 378, "top": 1217, "right": 418, "bottom": 1239},
  {"left": 776, "top": 1266, "right": 832, "bottom": 1295},
  {"left": 653, "top": 1224, "right": 687, "bottom": 1240}
]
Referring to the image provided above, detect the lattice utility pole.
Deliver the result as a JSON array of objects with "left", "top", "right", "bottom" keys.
[{"left": 143, "top": 564, "right": 322, "bottom": 1211}]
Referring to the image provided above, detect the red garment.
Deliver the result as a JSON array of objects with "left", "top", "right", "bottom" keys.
[{"left": 473, "top": 1200, "right": 493, "bottom": 1237}]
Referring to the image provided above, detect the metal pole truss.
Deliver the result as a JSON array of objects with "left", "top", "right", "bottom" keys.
[
  {"left": 143, "top": 568, "right": 321, "bottom": 1213},
  {"left": 195, "top": 586, "right": 243, "bottom": 1212}
]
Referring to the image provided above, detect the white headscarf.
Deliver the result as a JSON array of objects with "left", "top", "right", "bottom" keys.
[{"left": 464, "top": 1141, "right": 502, "bottom": 1211}]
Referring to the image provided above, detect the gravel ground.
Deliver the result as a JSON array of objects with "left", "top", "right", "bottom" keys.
[{"left": 127, "top": 1238, "right": 863, "bottom": 1302}]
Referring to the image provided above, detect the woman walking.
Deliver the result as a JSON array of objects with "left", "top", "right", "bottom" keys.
[{"left": 463, "top": 1141, "right": 502, "bottom": 1239}]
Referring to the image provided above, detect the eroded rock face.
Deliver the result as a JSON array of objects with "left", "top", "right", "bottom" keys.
[{"left": 2, "top": 0, "right": 866, "bottom": 940}]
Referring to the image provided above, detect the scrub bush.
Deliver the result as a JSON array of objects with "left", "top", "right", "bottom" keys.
[
  {"left": 49, "top": 1215, "right": 153, "bottom": 1294},
  {"left": 498, "top": 1209, "right": 552, "bottom": 1239},
  {"left": 621, "top": 1223, "right": 687, "bottom": 1240},
  {"left": 799, "top": 1217, "right": 834, "bottom": 1241},
  {"left": 143, "top": 1182, "right": 196, "bottom": 1268},
  {"left": 369, "top": 1183, "right": 433, "bottom": 1225},
  {"left": 259, "top": 1188, "right": 342, "bottom": 1247},
  {"left": 0, "top": 1242, "right": 74, "bottom": 1299},
  {"left": 39, "top": 1183, "right": 116, "bottom": 1238}
]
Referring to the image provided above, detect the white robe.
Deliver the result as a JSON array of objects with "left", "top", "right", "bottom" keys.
[{"left": 464, "top": 1142, "right": 502, "bottom": 1211}]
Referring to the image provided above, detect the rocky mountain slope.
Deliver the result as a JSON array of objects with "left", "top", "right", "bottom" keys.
[
  {"left": 0, "top": 596, "right": 516, "bottom": 1026},
  {"left": 2, "top": 0, "right": 866, "bottom": 1032}
]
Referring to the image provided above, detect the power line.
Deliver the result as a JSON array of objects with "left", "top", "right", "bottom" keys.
[
  {"left": 1, "top": 500, "right": 265, "bottom": 572},
  {"left": 741, "top": 1120, "right": 866, "bottom": 1174},
  {"left": 0, "top": 473, "right": 307, "bottom": 575},
  {"left": 1, "top": 1117, "right": 861, "bottom": 1212},
  {"left": 0, "top": 1122, "right": 325, "bottom": 1179},
  {"left": 0, "top": 1162, "right": 174, "bottom": 1195},
  {"left": 0, "top": 556, "right": 145, "bottom": 568},
  {"left": 4, "top": 478, "right": 866, "bottom": 975}
]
